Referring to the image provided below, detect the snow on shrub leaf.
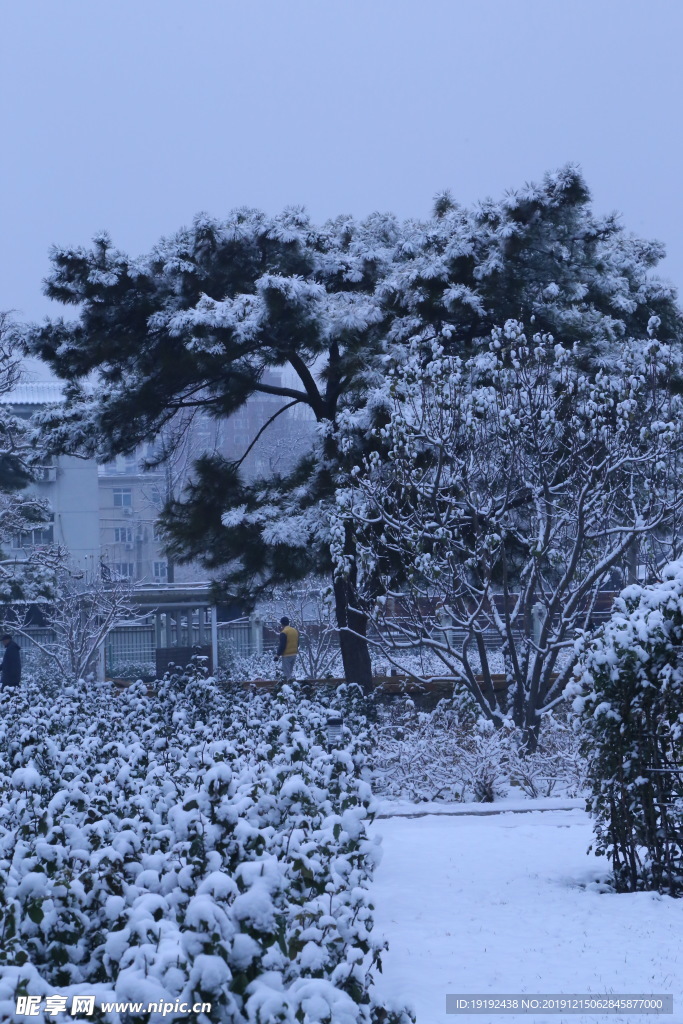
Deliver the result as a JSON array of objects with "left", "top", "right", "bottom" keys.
[
  {"left": 0, "top": 665, "right": 414, "bottom": 1023},
  {"left": 574, "top": 559, "right": 683, "bottom": 895}
]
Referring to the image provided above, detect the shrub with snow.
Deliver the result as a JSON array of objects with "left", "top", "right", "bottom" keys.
[
  {"left": 107, "top": 660, "right": 156, "bottom": 681},
  {"left": 572, "top": 561, "right": 683, "bottom": 895},
  {"left": 370, "top": 691, "right": 585, "bottom": 803},
  {"left": 0, "top": 665, "right": 413, "bottom": 1023}
]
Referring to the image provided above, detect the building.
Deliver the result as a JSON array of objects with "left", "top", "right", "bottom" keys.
[
  {"left": 0, "top": 377, "right": 317, "bottom": 676},
  {"left": 0, "top": 383, "right": 101, "bottom": 575},
  {"left": 2, "top": 373, "right": 315, "bottom": 585},
  {"left": 98, "top": 450, "right": 171, "bottom": 584}
]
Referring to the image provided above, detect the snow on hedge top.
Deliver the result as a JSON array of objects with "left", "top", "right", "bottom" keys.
[
  {"left": 571, "top": 558, "right": 683, "bottom": 719},
  {"left": 0, "top": 669, "right": 413, "bottom": 1024}
]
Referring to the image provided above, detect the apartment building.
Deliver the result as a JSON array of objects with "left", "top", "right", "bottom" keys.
[
  {"left": 3, "top": 373, "right": 315, "bottom": 584},
  {"left": 1, "top": 383, "right": 101, "bottom": 573},
  {"left": 98, "top": 452, "right": 171, "bottom": 583}
]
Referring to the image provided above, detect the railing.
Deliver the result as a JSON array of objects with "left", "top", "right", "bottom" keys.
[
  {"left": 106, "top": 625, "right": 156, "bottom": 674},
  {"left": 15, "top": 608, "right": 611, "bottom": 680},
  {"left": 216, "top": 619, "right": 279, "bottom": 662},
  {"left": 217, "top": 619, "right": 253, "bottom": 657},
  {"left": 14, "top": 630, "right": 54, "bottom": 656}
]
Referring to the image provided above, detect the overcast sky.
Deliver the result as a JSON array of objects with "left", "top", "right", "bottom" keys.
[{"left": 2, "top": 0, "right": 683, "bottom": 378}]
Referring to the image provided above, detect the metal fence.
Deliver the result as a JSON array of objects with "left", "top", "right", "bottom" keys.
[
  {"left": 14, "top": 630, "right": 54, "bottom": 657},
  {"left": 105, "top": 625, "right": 156, "bottom": 675},
  {"left": 13, "top": 620, "right": 272, "bottom": 677},
  {"left": 105, "top": 618, "right": 272, "bottom": 675},
  {"left": 216, "top": 619, "right": 279, "bottom": 663},
  {"left": 14, "top": 614, "right": 587, "bottom": 679},
  {"left": 217, "top": 619, "right": 253, "bottom": 658},
  {"left": 106, "top": 621, "right": 259, "bottom": 675}
]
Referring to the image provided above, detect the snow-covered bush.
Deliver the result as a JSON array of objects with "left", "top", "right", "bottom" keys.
[
  {"left": 107, "top": 660, "right": 156, "bottom": 681},
  {"left": 572, "top": 561, "right": 683, "bottom": 895},
  {"left": 223, "top": 648, "right": 282, "bottom": 683},
  {"left": 507, "top": 714, "right": 586, "bottom": 799},
  {"left": 0, "top": 664, "right": 413, "bottom": 1023},
  {"left": 370, "top": 693, "right": 586, "bottom": 803}
]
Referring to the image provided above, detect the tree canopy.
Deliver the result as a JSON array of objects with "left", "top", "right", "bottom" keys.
[
  {"left": 24, "top": 166, "right": 683, "bottom": 683},
  {"left": 334, "top": 319, "right": 683, "bottom": 745}
]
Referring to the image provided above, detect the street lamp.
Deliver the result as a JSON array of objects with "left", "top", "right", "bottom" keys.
[{"left": 326, "top": 715, "right": 343, "bottom": 749}]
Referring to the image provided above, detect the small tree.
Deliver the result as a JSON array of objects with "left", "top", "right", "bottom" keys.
[
  {"left": 259, "top": 578, "right": 342, "bottom": 680},
  {"left": 8, "top": 562, "right": 145, "bottom": 682},
  {"left": 335, "top": 320, "right": 683, "bottom": 749},
  {"left": 572, "top": 562, "right": 683, "bottom": 895}
]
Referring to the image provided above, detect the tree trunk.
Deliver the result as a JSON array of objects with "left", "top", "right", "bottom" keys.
[
  {"left": 333, "top": 576, "right": 373, "bottom": 692},
  {"left": 521, "top": 706, "right": 541, "bottom": 754}
]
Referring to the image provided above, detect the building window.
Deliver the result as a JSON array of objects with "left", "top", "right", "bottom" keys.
[
  {"left": 114, "top": 527, "right": 133, "bottom": 543},
  {"left": 113, "top": 488, "right": 132, "bottom": 508},
  {"left": 112, "top": 562, "right": 135, "bottom": 578},
  {"left": 153, "top": 561, "right": 168, "bottom": 581},
  {"left": 13, "top": 520, "right": 55, "bottom": 549}
]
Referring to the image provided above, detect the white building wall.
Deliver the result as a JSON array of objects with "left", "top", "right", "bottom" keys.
[
  {"left": 0, "top": 385, "right": 102, "bottom": 573},
  {"left": 41, "top": 455, "right": 101, "bottom": 574}
]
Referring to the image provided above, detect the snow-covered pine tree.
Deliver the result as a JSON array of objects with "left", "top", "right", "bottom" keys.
[
  {"left": 0, "top": 313, "right": 36, "bottom": 494},
  {"left": 22, "top": 168, "right": 682, "bottom": 687},
  {"left": 25, "top": 212, "right": 401, "bottom": 688},
  {"left": 386, "top": 165, "right": 682, "bottom": 363}
]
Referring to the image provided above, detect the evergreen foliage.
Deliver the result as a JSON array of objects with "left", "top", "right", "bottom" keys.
[
  {"left": 22, "top": 167, "right": 683, "bottom": 686},
  {"left": 0, "top": 313, "right": 61, "bottom": 604},
  {"left": 389, "top": 166, "right": 681, "bottom": 361},
  {"left": 0, "top": 313, "right": 35, "bottom": 494},
  {"left": 572, "top": 562, "right": 683, "bottom": 895},
  {"left": 0, "top": 665, "right": 412, "bottom": 1023}
]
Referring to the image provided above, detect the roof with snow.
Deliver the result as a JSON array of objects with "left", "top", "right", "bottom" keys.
[{"left": 0, "top": 381, "right": 65, "bottom": 405}]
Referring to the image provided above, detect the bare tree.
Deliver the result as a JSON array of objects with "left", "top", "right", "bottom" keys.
[
  {"left": 8, "top": 562, "right": 147, "bottom": 682},
  {"left": 259, "top": 577, "right": 341, "bottom": 680},
  {"left": 335, "top": 320, "right": 683, "bottom": 749}
]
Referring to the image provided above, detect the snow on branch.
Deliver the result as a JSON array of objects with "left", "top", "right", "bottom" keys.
[{"left": 334, "top": 320, "right": 683, "bottom": 749}]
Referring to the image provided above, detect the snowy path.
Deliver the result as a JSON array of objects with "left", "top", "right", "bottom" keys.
[{"left": 369, "top": 806, "right": 683, "bottom": 1024}]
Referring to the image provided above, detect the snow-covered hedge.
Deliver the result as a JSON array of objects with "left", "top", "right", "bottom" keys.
[
  {"left": 0, "top": 667, "right": 413, "bottom": 1023},
  {"left": 572, "top": 561, "right": 683, "bottom": 895}
]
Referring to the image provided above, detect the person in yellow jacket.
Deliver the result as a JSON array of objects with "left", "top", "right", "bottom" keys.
[{"left": 274, "top": 616, "right": 299, "bottom": 680}]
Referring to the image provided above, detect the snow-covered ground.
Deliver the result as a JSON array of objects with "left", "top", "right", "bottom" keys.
[
  {"left": 369, "top": 804, "right": 683, "bottom": 1024},
  {"left": 374, "top": 797, "right": 585, "bottom": 819}
]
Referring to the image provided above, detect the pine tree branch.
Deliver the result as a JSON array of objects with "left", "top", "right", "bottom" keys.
[
  {"left": 163, "top": 377, "right": 310, "bottom": 411},
  {"left": 233, "top": 399, "right": 300, "bottom": 469},
  {"left": 286, "top": 352, "right": 325, "bottom": 420}
]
